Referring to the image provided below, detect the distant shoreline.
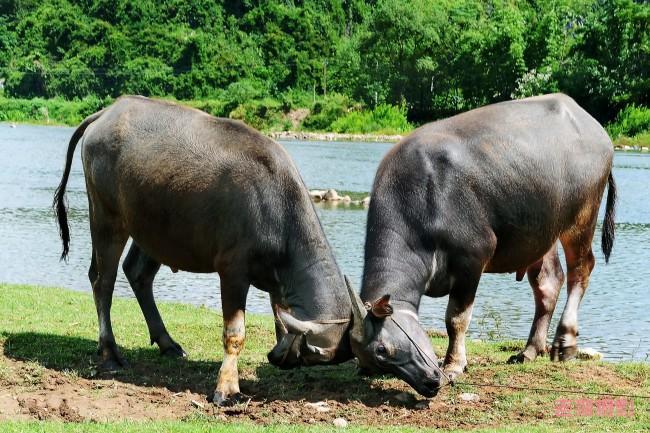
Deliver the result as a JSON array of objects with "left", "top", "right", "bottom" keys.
[
  {"left": 2, "top": 121, "right": 648, "bottom": 150},
  {"left": 268, "top": 130, "right": 402, "bottom": 143},
  {"left": 0, "top": 120, "right": 403, "bottom": 143}
]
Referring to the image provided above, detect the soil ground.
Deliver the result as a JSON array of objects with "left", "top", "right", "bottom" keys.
[{"left": 0, "top": 284, "right": 648, "bottom": 432}]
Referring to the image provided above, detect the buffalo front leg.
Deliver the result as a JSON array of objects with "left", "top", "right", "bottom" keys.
[
  {"left": 552, "top": 230, "right": 596, "bottom": 361},
  {"left": 509, "top": 243, "right": 564, "bottom": 363},
  {"left": 442, "top": 262, "right": 483, "bottom": 383},
  {"left": 122, "top": 243, "right": 186, "bottom": 358},
  {"left": 88, "top": 208, "right": 129, "bottom": 370},
  {"left": 209, "top": 276, "right": 250, "bottom": 406}
]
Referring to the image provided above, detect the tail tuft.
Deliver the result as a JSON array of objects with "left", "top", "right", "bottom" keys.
[
  {"left": 53, "top": 183, "right": 70, "bottom": 261},
  {"left": 601, "top": 173, "right": 616, "bottom": 263}
]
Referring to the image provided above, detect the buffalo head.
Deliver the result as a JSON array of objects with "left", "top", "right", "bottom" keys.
[
  {"left": 346, "top": 278, "right": 443, "bottom": 397},
  {"left": 267, "top": 295, "right": 352, "bottom": 369}
]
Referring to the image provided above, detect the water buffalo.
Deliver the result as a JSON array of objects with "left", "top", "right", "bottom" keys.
[
  {"left": 53, "top": 96, "right": 353, "bottom": 405},
  {"left": 347, "top": 94, "right": 616, "bottom": 397}
]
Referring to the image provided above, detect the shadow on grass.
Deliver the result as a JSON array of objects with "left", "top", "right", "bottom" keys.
[{"left": 2, "top": 332, "right": 410, "bottom": 407}]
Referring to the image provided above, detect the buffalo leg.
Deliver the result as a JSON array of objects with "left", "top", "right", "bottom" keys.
[
  {"left": 122, "top": 243, "right": 186, "bottom": 357},
  {"left": 442, "top": 261, "right": 483, "bottom": 382},
  {"left": 509, "top": 243, "right": 564, "bottom": 363},
  {"left": 210, "top": 275, "right": 249, "bottom": 406},
  {"left": 552, "top": 227, "right": 596, "bottom": 361},
  {"left": 88, "top": 205, "right": 129, "bottom": 370}
]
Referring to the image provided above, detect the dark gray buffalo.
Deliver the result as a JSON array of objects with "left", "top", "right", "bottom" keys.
[
  {"left": 54, "top": 96, "right": 353, "bottom": 405},
  {"left": 347, "top": 94, "right": 616, "bottom": 397}
]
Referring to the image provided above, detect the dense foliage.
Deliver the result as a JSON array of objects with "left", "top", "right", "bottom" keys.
[{"left": 0, "top": 0, "right": 648, "bottom": 126}]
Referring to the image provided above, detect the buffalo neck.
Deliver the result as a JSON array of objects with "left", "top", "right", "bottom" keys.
[
  {"left": 361, "top": 189, "right": 435, "bottom": 312},
  {"left": 361, "top": 231, "right": 433, "bottom": 312},
  {"left": 279, "top": 220, "right": 350, "bottom": 322}
]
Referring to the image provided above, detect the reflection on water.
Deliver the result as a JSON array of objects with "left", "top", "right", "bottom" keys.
[{"left": 0, "top": 123, "right": 648, "bottom": 361}]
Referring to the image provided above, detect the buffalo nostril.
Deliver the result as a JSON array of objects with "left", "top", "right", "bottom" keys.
[{"left": 423, "top": 376, "right": 440, "bottom": 390}]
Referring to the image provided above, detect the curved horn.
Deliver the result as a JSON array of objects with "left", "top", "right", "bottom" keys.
[
  {"left": 345, "top": 275, "right": 367, "bottom": 344},
  {"left": 277, "top": 308, "right": 339, "bottom": 337},
  {"left": 277, "top": 308, "right": 315, "bottom": 335},
  {"left": 274, "top": 305, "right": 289, "bottom": 335},
  {"left": 301, "top": 336, "right": 328, "bottom": 356}
]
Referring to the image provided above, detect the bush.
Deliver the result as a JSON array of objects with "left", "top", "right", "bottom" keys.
[
  {"left": 0, "top": 95, "right": 112, "bottom": 125},
  {"left": 330, "top": 103, "right": 412, "bottom": 135},
  {"left": 220, "top": 79, "right": 268, "bottom": 114},
  {"left": 607, "top": 105, "right": 650, "bottom": 138},
  {"left": 228, "top": 97, "right": 285, "bottom": 131},
  {"left": 302, "top": 93, "right": 351, "bottom": 131},
  {"left": 186, "top": 99, "right": 228, "bottom": 117}
]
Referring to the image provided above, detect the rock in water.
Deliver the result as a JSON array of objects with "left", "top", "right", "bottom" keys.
[
  {"left": 324, "top": 189, "right": 341, "bottom": 201},
  {"left": 309, "top": 189, "right": 326, "bottom": 201},
  {"left": 333, "top": 417, "right": 348, "bottom": 428}
]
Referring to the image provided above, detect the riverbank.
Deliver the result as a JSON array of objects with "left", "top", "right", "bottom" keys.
[
  {"left": 0, "top": 96, "right": 411, "bottom": 139},
  {"left": 268, "top": 131, "right": 402, "bottom": 143},
  {"left": 2, "top": 96, "right": 649, "bottom": 148},
  {"left": 0, "top": 283, "right": 647, "bottom": 431}
]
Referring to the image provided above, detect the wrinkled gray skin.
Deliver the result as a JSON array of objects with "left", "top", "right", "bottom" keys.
[
  {"left": 53, "top": 96, "right": 353, "bottom": 405},
  {"left": 348, "top": 94, "right": 616, "bottom": 397}
]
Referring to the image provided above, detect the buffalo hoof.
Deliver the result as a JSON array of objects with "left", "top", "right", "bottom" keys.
[
  {"left": 550, "top": 344, "right": 578, "bottom": 362},
  {"left": 97, "top": 342, "right": 129, "bottom": 371},
  {"left": 207, "top": 391, "right": 250, "bottom": 407},
  {"left": 507, "top": 351, "right": 536, "bottom": 364},
  {"left": 159, "top": 341, "right": 187, "bottom": 358},
  {"left": 441, "top": 366, "right": 465, "bottom": 385}
]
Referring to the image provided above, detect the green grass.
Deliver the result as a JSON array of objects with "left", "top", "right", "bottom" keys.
[{"left": 0, "top": 283, "right": 648, "bottom": 432}]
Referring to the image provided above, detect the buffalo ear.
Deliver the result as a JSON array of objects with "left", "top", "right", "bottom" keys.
[{"left": 369, "top": 295, "right": 393, "bottom": 318}]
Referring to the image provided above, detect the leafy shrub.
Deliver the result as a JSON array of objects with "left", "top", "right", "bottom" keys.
[
  {"left": 186, "top": 99, "right": 228, "bottom": 117},
  {"left": 607, "top": 105, "right": 650, "bottom": 138},
  {"left": 228, "top": 97, "right": 284, "bottom": 131},
  {"left": 220, "top": 79, "right": 268, "bottom": 114},
  {"left": 113, "top": 57, "right": 174, "bottom": 96},
  {"left": 511, "top": 67, "right": 557, "bottom": 99},
  {"left": 302, "top": 93, "right": 351, "bottom": 131},
  {"left": 330, "top": 103, "right": 411, "bottom": 135},
  {"left": 0, "top": 95, "right": 111, "bottom": 125}
]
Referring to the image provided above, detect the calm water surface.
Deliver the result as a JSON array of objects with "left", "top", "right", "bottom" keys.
[{"left": 1, "top": 123, "right": 648, "bottom": 360}]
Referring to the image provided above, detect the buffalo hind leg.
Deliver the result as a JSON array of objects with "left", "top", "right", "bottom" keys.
[
  {"left": 209, "top": 274, "right": 250, "bottom": 406},
  {"left": 508, "top": 243, "right": 564, "bottom": 363},
  {"left": 88, "top": 207, "right": 129, "bottom": 370},
  {"left": 552, "top": 227, "right": 596, "bottom": 361},
  {"left": 442, "top": 259, "right": 484, "bottom": 383},
  {"left": 122, "top": 243, "right": 186, "bottom": 358}
]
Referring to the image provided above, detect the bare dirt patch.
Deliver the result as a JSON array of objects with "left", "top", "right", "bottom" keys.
[
  {"left": 0, "top": 353, "right": 550, "bottom": 428},
  {"left": 0, "top": 348, "right": 505, "bottom": 428}
]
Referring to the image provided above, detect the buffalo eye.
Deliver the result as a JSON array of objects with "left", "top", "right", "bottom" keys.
[{"left": 376, "top": 344, "right": 387, "bottom": 355}]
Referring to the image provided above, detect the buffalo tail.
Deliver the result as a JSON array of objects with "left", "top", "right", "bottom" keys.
[
  {"left": 601, "top": 172, "right": 616, "bottom": 263},
  {"left": 52, "top": 109, "right": 105, "bottom": 261}
]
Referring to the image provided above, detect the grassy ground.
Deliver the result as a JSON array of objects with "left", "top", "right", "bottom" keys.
[{"left": 0, "top": 283, "right": 648, "bottom": 432}]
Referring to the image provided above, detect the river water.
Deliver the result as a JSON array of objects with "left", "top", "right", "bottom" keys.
[{"left": 1, "top": 123, "right": 648, "bottom": 360}]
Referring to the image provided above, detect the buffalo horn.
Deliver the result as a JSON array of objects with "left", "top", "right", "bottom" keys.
[{"left": 345, "top": 275, "right": 367, "bottom": 344}]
